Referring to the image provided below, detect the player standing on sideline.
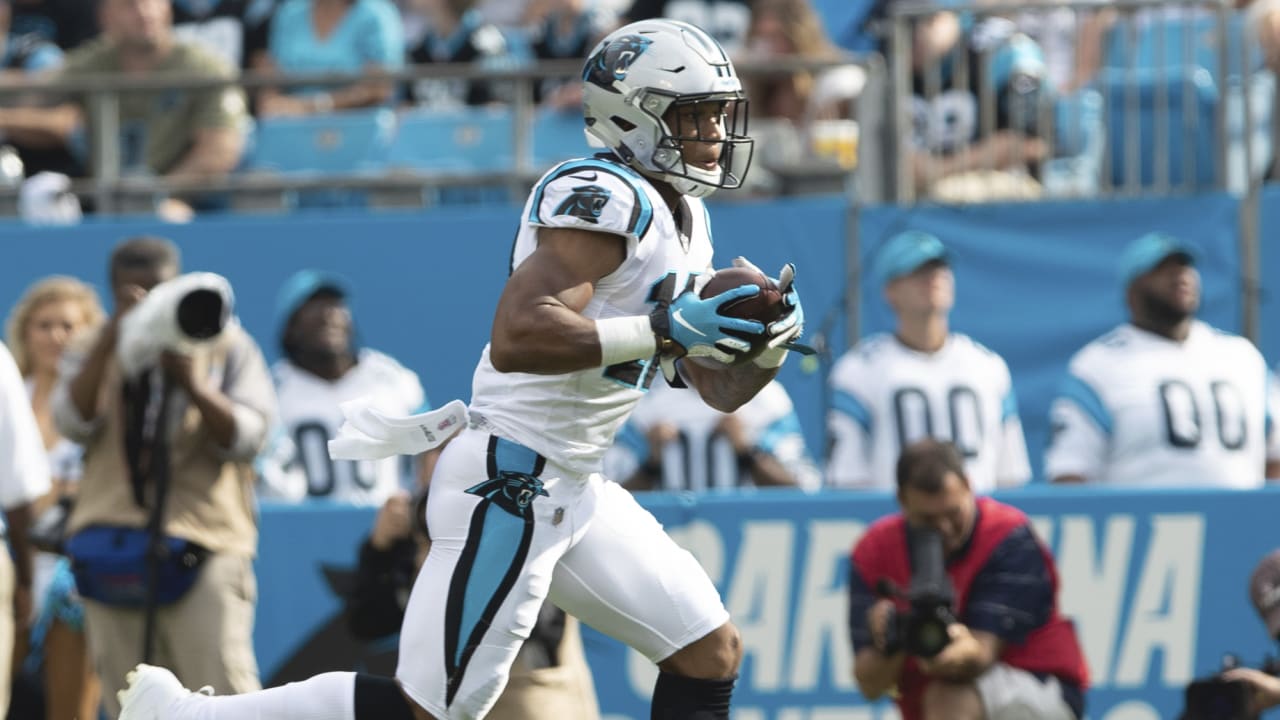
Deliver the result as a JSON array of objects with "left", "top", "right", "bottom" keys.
[
  {"left": 826, "top": 231, "right": 1031, "bottom": 492},
  {"left": 1045, "top": 232, "right": 1280, "bottom": 485},
  {"left": 117, "top": 17, "right": 805, "bottom": 720},
  {"left": 258, "top": 270, "right": 434, "bottom": 505}
]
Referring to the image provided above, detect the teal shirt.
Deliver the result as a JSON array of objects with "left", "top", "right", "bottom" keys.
[{"left": 270, "top": 0, "right": 403, "bottom": 95}]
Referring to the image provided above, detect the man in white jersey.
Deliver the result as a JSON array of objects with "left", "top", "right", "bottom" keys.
[
  {"left": 607, "top": 378, "right": 821, "bottom": 492},
  {"left": 117, "top": 18, "right": 806, "bottom": 720},
  {"left": 259, "top": 270, "right": 432, "bottom": 505},
  {"left": 1045, "top": 232, "right": 1280, "bottom": 486},
  {"left": 826, "top": 231, "right": 1031, "bottom": 492}
]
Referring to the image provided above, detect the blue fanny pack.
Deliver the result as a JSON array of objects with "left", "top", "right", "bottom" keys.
[{"left": 65, "top": 526, "right": 208, "bottom": 607}]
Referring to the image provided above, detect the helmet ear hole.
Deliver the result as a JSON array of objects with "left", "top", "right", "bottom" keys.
[{"left": 610, "top": 116, "right": 637, "bottom": 132}]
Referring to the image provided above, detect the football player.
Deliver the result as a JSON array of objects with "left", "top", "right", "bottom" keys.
[
  {"left": 1046, "top": 232, "right": 1280, "bottom": 486},
  {"left": 118, "top": 18, "right": 805, "bottom": 720},
  {"left": 258, "top": 270, "right": 432, "bottom": 505},
  {"left": 826, "top": 230, "right": 1031, "bottom": 492},
  {"left": 607, "top": 378, "right": 820, "bottom": 492}
]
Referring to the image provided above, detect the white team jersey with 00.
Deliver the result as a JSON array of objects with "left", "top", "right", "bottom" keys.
[
  {"left": 263, "top": 349, "right": 426, "bottom": 505},
  {"left": 1044, "top": 321, "right": 1280, "bottom": 487},
  {"left": 468, "top": 154, "right": 715, "bottom": 476},
  {"left": 825, "top": 332, "right": 1031, "bottom": 492},
  {"left": 604, "top": 379, "right": 821, "bottom": 491}
]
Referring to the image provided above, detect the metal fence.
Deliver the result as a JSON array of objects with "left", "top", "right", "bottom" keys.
[{"left": 0, "top": 55, "right": 875, "bottom": 214}]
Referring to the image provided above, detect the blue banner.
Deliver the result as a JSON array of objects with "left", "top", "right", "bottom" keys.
[
  {"left": 858, "top": 194, "right": 1242, "bottom": 483},
  {"left": 254, "top": 487, "right": 1280, "bottom": 720}
]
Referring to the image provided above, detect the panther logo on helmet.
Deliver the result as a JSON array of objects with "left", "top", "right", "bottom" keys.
[{"left": 583, "top": 35, "right": 653, "bottom": 92}]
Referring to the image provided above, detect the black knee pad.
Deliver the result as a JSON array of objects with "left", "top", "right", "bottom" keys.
[
  {"left": 354, "top": 674, "right": 416, "bottom": 720},
  {"left": 651, "top": 671, "right": 736, "bottom": 720}
]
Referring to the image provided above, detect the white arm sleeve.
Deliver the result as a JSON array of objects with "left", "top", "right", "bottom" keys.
[
  {"left": 1043, "top": 398, "right": 1109, "bottom": 482},
  {"left": 1266, "top": 370, "right": 1280, "bottom": 465},
  {"left": 825, "top": 410, "right": 875, "bottom": 489},
  {"left": 996, "top": 414, "right": 1033, "bottom": 487}
]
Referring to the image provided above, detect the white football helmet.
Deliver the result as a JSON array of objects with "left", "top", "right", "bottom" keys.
[{"left": 582, "top": 19, "right": 753, "bottom": 198}]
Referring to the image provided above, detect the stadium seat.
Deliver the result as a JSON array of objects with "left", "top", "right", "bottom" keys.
[
  {"left": 1098, "top": 66, "right": 1218, "bottom": 191},
  {"left": 1103, "top": 10, "right": 1261, "bottom": 82},
  {"left": 240, "top": 109, "right": 398, "bottom": 210},
  {"left": 1041, "top": 89, "right": 1105, "bottom": 198},
  {"left": 388, "top": 108, "right": 515, "bottom": 173},
  {"left": 245, "top": 108, "right": 397, "bottom": 175}
]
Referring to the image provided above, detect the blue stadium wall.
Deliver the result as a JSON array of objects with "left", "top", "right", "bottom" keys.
[
  {"left": 0, "top": 191, "right": 1272, "bottom": 472},
  {"left": 3, "top": 192, "right": 1280, "bottom": 717},
  {"left": 254, "top": 487, "right": 1280, "bottom": 720}
]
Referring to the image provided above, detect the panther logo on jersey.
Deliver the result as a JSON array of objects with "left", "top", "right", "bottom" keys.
[
  {"left": 554, "top": 184, "right": 611, "bottom": 223},
  {"left": 583, "top": 34, "right": 652, "bottom": 92}
]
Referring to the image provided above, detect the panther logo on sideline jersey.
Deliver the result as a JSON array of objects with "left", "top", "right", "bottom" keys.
[
  {"left": 583, "top": 34, "right": 652, "bottom": 92},
  {"left": 554, "top": 184, "right": 611, "bottom": 223}
]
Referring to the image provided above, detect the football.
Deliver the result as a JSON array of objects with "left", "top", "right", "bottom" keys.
[
  {"left": 699, "top": 266, "right": 785, "bottom": 324},
  {"left": 689, "top": 265, "right": 784, "bottom": 367}
]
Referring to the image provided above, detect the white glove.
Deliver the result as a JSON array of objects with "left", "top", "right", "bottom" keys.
[
  {"left": 328, "top": 399, "right": 468, "bottom": 460},
  {"left": 19, "top": 171, "right": 81, "bottom": 226}
]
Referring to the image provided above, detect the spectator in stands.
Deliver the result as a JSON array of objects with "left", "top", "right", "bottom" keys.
[
  {"left": 0, "top": 0, "right": 249, "bottom": 220},
  {"left": 1045, "top": 232, "right": 1280, "bottom": 486},
  {"left": 0, "top": 3, "right": 85, "bottom": 180},
  {"left": 856, "top": 2, "right": 1051, "bottom": 201},
  {"left": 405, "top": 0, "right": 511, "bottom": 108},
  {"left": 849, "top": 439, "right": 1088, "bottom": 720},
  {"left": 0, "top": 340, "right": 52, "bottom": 716},
  {"left": 257, "top": 270, "right": 436, "bottom": 505},
  {"left": 740, "top": 0, "right": 863, "bottom": 185},
  {"left": 624, "top": 0, "right": 751, "bottom": 55},
  {"left": 606, "top": 378, "right": 821, "bottom": 492},
  {"left": 0, "top": 3, "right": 63, "bottom": 78},
  {"left": 9, "top": 0, "right": 97, "bottom": 50},
  {"left": 252, "top": 0, "right": 403, "bottom": 117},
  {"left": 522, "top": 0, "right": 611, "bottom": 108},
  {"left": 827, "top": 231, "right": 1031, "bottom": 492},
  {"left": 346, "top": 487, "right": 601, "bottom": 720},
  {"left": 171, "top": 0, "right": 276, "bottom": 71},
  {"left": 4, "top": 276, "right": 103, "bottom": 720},
  {"left": 742, "top": 0, "right": 860, "bottom": 125},
  {"left": 53, "top": 236, "right": 275, "bottom": 718}
]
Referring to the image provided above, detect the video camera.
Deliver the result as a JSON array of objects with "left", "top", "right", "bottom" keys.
[
  {"left": 1180, "top": 655, "right": 1280, "bottom": 720},
  {"left": 117, "top": 272, "right": 236, "bottom": 377},
  {"left": 879, "top": 526, "right": 958, "bottom": 658}
]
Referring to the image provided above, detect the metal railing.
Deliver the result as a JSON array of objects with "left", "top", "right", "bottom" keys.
[
  {"left": 878, "top": 0, "right": 1265, "bottom": 203},
  {"left": 0, "top": 55, "right": 876, "bottom": 214}
]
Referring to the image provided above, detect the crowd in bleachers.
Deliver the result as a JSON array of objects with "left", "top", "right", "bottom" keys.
[{"left": 0, "top": 0, "right": 1269, "bottom": 218}]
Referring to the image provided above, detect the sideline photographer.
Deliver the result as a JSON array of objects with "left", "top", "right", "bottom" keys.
[
  {"left": 52, "top": 236, "right": 276, "bottom": 718},
  {"left": 1186, "top": 549, "right": 1280, "bottom": 717},
  {"left": 847, "top": 439, "right": 1088, "bottom": 719}
]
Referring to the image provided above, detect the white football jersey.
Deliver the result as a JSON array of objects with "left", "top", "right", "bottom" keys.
[
  {"left": 826, "top": 332, "right": 1031, "bottom": 492},
  {"left": 469, "top": 154, "right": 715, "bottom": 475},
  {"left": 262, "top": 349, "right": 426, "bottom": 505},
  {"left": 604, "top": 379, "right": 821, "bottom": 491},
  {"left": 1045, "top": 322, "right": 1280, "bottom": 487}
]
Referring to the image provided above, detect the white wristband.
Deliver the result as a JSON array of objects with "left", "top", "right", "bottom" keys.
[
  {"left": 753, "top": 345, "right": 789, "bottom": 369},
  {"left": 597, "top": 315, "right": 657, "bottom": 366}
]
